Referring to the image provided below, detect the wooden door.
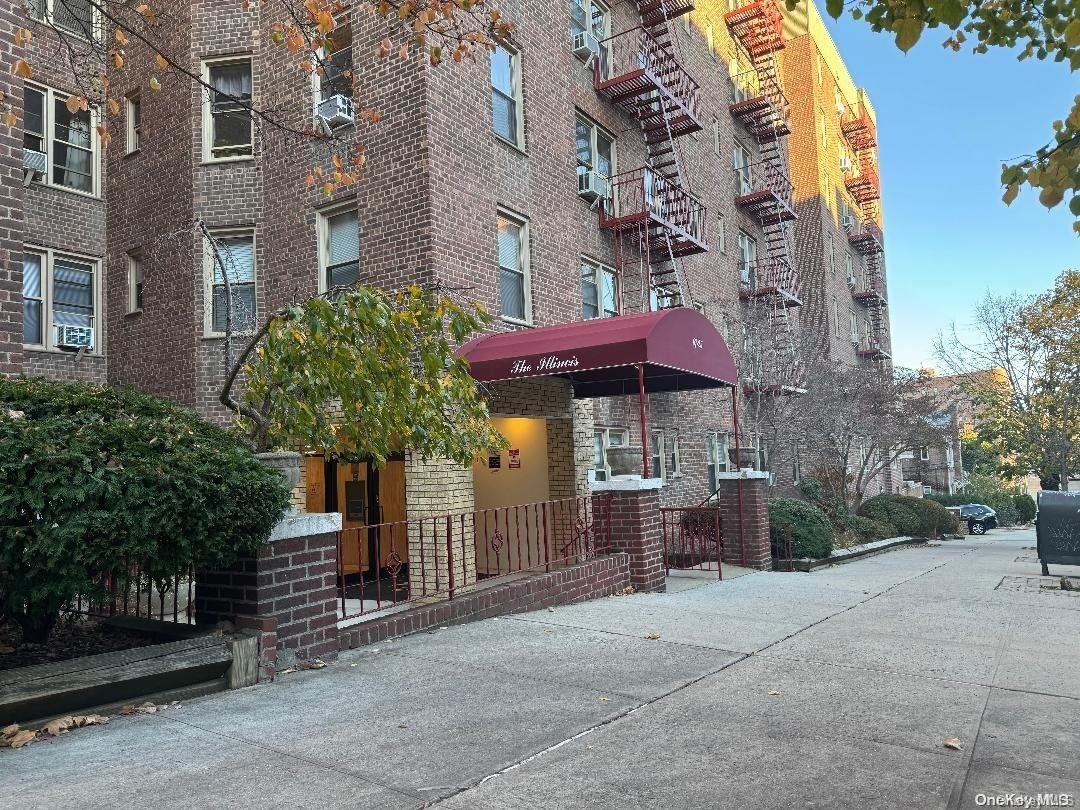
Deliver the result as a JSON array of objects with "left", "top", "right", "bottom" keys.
[
  {"left": 337, "top": 462, "right": 370, "bottom": 575},
  {"left": 377, "top": 460, "right": 408, "bottom": 567}
]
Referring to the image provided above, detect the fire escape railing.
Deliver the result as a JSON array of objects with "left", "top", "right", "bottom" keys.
[
  {"left": 733, "top": 160, "right": 795, "bottom": 220},
  {"left": 729, "top": 68, "right": 789, "bottom": 139},
  {"left": 846, "top": 219, "right": 883, "bottom": 254},
  {"left": 600, "top": 167, "right": 707, "bottom": 253},
  {"left": 740, "top": 258, "right": 799, "bottom": 305}
]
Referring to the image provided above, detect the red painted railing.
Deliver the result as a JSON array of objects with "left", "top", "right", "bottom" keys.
[
  {"left": 595, "top": 26, "right": 700, "bottom": 121},
  {"left": 337, "top": 494, "right": 613, "bottom": 620},
  {"left": 740, "top": 257, "right": 799, "bottom": 301},
  {"left": 661, "top": 506, "right": 724, "bottom": 579},
  {"left": 601, "top": 167, "right": 706, "bottom": 247},
  {"left": 729, "top": 68, "right": 789, "bottom": 134}
]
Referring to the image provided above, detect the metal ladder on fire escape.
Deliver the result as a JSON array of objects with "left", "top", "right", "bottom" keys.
[
  {"left": 630, "top": 0, "right": 696, "bottom": 310},
  {"left": 727, "top": 0, "right": 801, "bottom": 393}
]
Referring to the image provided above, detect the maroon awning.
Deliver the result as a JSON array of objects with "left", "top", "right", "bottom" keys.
[{"left": 458, "top": 308, "right": 738, "bottom": 398}]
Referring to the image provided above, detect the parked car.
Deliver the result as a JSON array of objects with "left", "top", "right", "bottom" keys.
[{"left": 948, "top": 504, "right": 998, "bottom": 534}]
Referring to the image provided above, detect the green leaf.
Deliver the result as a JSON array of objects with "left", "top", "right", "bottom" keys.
[
  {"left": 894, "top": 18, "right": 924, "bottom": 52},
  {"left": 825, "top": 0, "right": 843, "bottom": 19},
  {"left": 1065, "top": 18, "right": 1080, "bottom": 46}
]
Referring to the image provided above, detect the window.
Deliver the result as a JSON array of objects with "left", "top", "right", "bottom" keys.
[
  {"left": 834, "top": 87, "right": 844, "bottom": 114},
  {"left": 570, "top": 0, "right": 610, "bottom": 67},
  {"left": 24, "top": 84, "right": 98, "bottom": 193},
  {"left": 863, "top": 318, "right": 872, "bottom": 345},
  {"left": 669, "top": 436, "right": 681, "bottom": 477},
  {"left": 205, "top": 232, "right": 256, "bottom": 335},
  {"left": 593, "top": 427, "right": 627, "bottom": 481},
  {"left": 318, "top": 24, "right": 353, "bottom": 100},
  {"left": 733, "top": 140, "right": 752, "bottom": 195},
  {"left": 819, "top": 108, "right": 827, "bottom": 149},
  {"left": 706, "top": 431, "right": 731, "bottom": 494},
  {"left": 791, "top": 443, "right": 802, "bottom": 484},
  {"left": 22, "top": 248, "right": 98, "bottom": 351},
  {"left": 650, "top": 431, "right": 665, "bottom": 480},
  {"left": 849, "top": 311, "right": 859, "bottom": 343},
  {"left": 737, "top": 230, "right": 757, "bottom": 287},
  {"left": 824, "top": 231, "right": 834, "bottom": 275},
  {"left": 575, "top": 114, "right": 615, "bottom": 192},
  {"left": 580, "top": 257, "right": 618, "bottom": 320},
  {"left": 945, "top": 445, "right": 954, "bottom": 466},
  {"left": 27, "top": 0, "right": 96, "bottom": 38},
  {"left": 748, "top": 434, "right": 769, "bottom": 473},
  {"left": 716, "top": 214, "right": 726, "bottom": 254},
  {"left": 125, "top": 92, "right": 141, "bottom": 153},
  {"left": 705, "top": 23, "right": 714, "bottom": 54},
  {"left": 127, "top": 250, "right": 143, "bottom": 314},
  {"left": 713, "top": 119, "right": 721, "bottom": 156},
  {"left": 816, "top": 54, "right": 823, "bottom": 85},
  {"left": 846, "top": 253, "right": 857, "bottom": 287},
  {"left": 318, "top": 205, "right": 360, "bottom": 290},
  {"left": 497, "top": 210, "right": 530, "bottom": 323},
  {"left": 491, "top": 46, "right": 522, "bottom": 147},
  {"left": 831, "top": 297, "right": 840, "bottom": 337},
  {"left": 203, "top": 59, "right": 253, "bottom": 161}
]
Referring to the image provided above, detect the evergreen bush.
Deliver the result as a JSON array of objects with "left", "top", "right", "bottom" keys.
[{"left": 768, "top": 498, "right": 835, "bottom": 560}]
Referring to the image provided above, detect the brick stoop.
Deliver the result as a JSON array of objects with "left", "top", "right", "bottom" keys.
[{"left": 338, "top": 553, "right": 630, "bottom": 649}]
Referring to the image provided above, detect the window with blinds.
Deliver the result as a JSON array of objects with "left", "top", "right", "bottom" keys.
[
  {"left": 22, "top": 253, "right": 43, "bottom": 345},
  {"left": 491, "top": 47, "right": 522, "bottom": 146},
  {"left": 497, "top": 211, "right": 529, "bottom": 322},
  {"left": 210, "top": 235, "right": 256, "bottom": 334},
  {"left": 21, "top": 249, "right": 97, "bottom": 350},
  {"left": 323, "top": 208, "right": 360, "bottom": 289}
]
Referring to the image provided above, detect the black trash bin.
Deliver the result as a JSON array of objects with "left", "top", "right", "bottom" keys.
[{"left": 1035, "top": 491, "right": 1080, "bottom": 575}]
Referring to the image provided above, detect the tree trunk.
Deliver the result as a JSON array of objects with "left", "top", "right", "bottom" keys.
[{"left": 14, "top": 605, "right": 59, "bottom": 644}]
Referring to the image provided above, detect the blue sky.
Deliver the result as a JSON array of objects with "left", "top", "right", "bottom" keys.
[{"left": 821, "top": 13, "right": 1078, "bottom": 370}]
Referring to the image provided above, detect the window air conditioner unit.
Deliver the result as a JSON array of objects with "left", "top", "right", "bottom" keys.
[
  {"left": 55, "top": 324, "right": 93, "bottom": 351},
  {"left": 578, "top": 169, "right": 611, "bottom": 202},
  {"left": 839, "top": 155, "right": 854, "bottom": 173},
  {"left": 841, "top": 212, "right": 856, "bottom": 231},
  {"left": 572, "top": 31, "right": 601, "bottom": 62},
  {"left": 23, "top": 149, "right": 47, "bottom": 186},
  {"left": 315, "top": 94, "right": 355, "bottom": 133}
]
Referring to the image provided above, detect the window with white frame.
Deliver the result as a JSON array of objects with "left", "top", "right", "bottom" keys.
[
  {"left": 318, "top": 23, "right": 353, "bottom": 100},
  {"left": 845, "top": 252, "right": 855, "bottom": 286},
  {"left": 824, "top": 230, "right": 834, "bottom": 275},
  {"left": 733, "top": 140, "right": 752, "bottom": 195},
  {"left": 593, "top": 426, "right": 627, "bottom": 481},
  {"left": 819, "top": 108, "right": 827, "bottom": 148},
  {"left": 574, "top": 114, "right": 614, "bottom": 193},
  {"left": 748, "top": 433, "right": 769, "bottom": 473},
  {"left": 125, "top": 91, "right": 141, "bottom": 153},
  {"left": 570, "top": 0, "right": 610, "bottom": 68},
  {"left": 127, "top": 249, "right": 143, "bottom": 314},
  {"left": 581, "top": 257, "right": 618, "bottom": 320},
  {"left": 863, "top": 318, "right": 872, "bottom": 345},
  {"left": 205, "top": 232, "right": 256, "bottom": 335},
  {"left": 922, "top": 485, "right": 933, "bottom": 495},
  {"left": 650, "top": 431, "right": 665, "bottom": 480},
  {"left": 920, "top": 446, "right": 930, "bottom": 461},
  {"left": 203, "top": 58, "right": 253, "bottom": 161},
  {"left": 24, "top": 83, "right": 97, "bottom": 194},
  {"left": 716, "top": 214, "right": 726, "bottom": 254},
  {"left": 849, "top": 310, "right": 859, "bottom": 343},
  {"left": 26, "top": 0, "right": 96, "bottom": 38},
  {"left": 497, "top": 209, "right": 530, "bottom": 322},
  {"left": 669, "top": 436, "right": 681, "bottom": 477},
  {"left": 713, "top": 119, "right": 721, "bottom": 156},
  {"left": 737, "top": 230, "right": 757, "bottom": 287},
  {"left": 22, "top": 248, "right": 98, "bottom": 351},
  {"left": 318, "top": 205, "right": 359, "bottom": 290},
  {"left": 706, "top": 431, "right": 731, "bottom": 494},
  {"left": 491, "top": 46, "right": 523, "bottom": 147},
  {"left": 791, "top": 442, "right": 802, "bottom": 483},
  {"left": 706, "top": 23, "right": 714, "bottom": 54},
  {"left": 832, "top": 297, "right": 840, "bottom": 337}
]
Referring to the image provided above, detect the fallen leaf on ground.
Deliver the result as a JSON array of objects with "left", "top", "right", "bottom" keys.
[
  {"left": 72, "top": 715, "right": 108, "bottom": 727},
  {"left": 943, "top": 737, "right": 962, "bottom": 750},
  {"left": 767, "top": 690, "right": 783, "bottom": 696},
  {"left": 296, "top": 658, "right": 327, "bottom": 670},
  {"left": 43, "top": 716, "right": 74, "bottom": 736},
  {"left": 7, "top": 729, "right": 37, "bottom": 749},
  {"left": 644, "top": 632, "right": 661, "bottom": 640},
  {"left": 1, "top": 724, "right": 18, "bottom": 736}
]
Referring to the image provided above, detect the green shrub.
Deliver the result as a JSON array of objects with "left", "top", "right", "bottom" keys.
[
  {"left": 995, "top": 503, "right": 1020, "bottom": 527},
  {"left": 768, "top": 497, "right": 835, "bottom": 560},
  {"left": 0, "top": 378, "right": 290, "bottom": 642},
  {"left": 905, "top": 497, "right": 961, "bottom": 537},
  {"left": 857, "top": 495, "right": 921, "bottom": 537},
  {"left": 850, "top": 516, "right": 896, "bottom": 542},
  {"left": 1014, "top": 494, "right": 1036, "bottom": 523}
]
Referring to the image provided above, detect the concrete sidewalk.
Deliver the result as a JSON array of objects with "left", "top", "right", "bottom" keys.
[{"left": 4, "top": 529, "right": 1078, "bottom": 809}]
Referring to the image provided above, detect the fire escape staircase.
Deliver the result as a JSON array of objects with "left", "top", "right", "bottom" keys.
[
  {"left": 725, "top": 0, "right": 802, "bottom": 394},
  {"left": 841, "top": 100, "right": 889, "bottom": 362},
  {"left": 595, "top": 0, "right": 705, "bottom": 310}
]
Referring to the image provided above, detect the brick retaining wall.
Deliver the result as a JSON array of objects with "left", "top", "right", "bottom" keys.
[{"left": 338, "top": 553, "right": 630, "bottom": 649}]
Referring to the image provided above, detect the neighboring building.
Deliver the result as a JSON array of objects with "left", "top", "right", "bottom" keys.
[
  {"left": 1, "top": 0, "right": 891, "bottom": 582},
  {"left": 899, "top": 406, "right": 964, "bottom": 496}
]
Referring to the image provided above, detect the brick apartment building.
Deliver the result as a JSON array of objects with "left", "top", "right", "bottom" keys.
[{"left": 0, "top": 0, "right": 893, "bottom": 588}]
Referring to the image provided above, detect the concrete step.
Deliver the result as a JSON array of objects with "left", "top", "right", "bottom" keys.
[{"left": 0, "top": 633, "right": 233, "bottom": 725}]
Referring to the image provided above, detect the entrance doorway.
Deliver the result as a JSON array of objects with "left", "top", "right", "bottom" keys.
[
  {"left": 472, "top": 417, "right": 551, "bottom": 578},
  {"left": 306, "top": 456, "right": 407, "bottom": 602}
]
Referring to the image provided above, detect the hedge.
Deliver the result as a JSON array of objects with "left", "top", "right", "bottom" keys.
[
  {"left": 0, "top": 378, "right": 290, "bottom": 642},
  {"left": 850, "top": 515, "right": 896, "bottom": 542},
  {"left": 768, "top": 497, "right": 834, "bottom": 560},
  {"left": 858, "top": 495, "right": 959, "bottom": 538},
  {"left": 1014, "top": 493, "right": 1036, "bottom": 523}
]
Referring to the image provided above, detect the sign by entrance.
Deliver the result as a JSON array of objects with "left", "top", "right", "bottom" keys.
[
  {"left": 488, "top": 453, "right": 501, "bottom": 470},
  {"left": 508, "top": 448, "right": 521, "bottom": 469}
]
